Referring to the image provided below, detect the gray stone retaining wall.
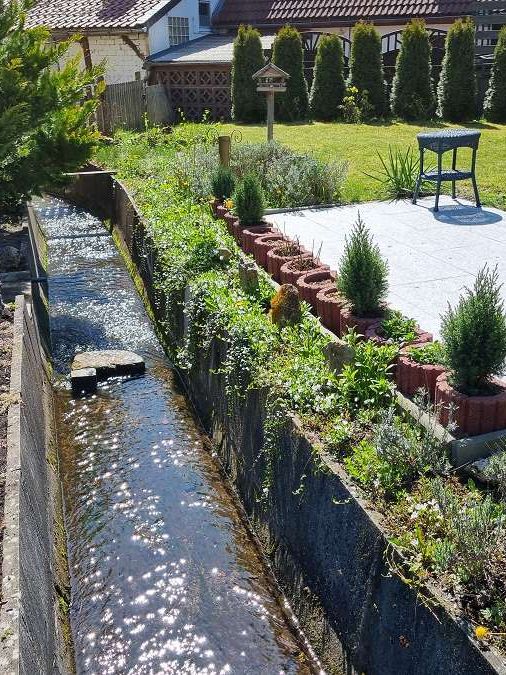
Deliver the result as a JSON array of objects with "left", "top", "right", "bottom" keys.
[
  {"left": 0, "top": 297, "right": 68, "bottom": 675},
  {"left": 66, "top": 171, "right": 506, "bottom": 675}
]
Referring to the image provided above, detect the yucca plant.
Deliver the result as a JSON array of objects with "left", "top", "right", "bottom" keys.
[{"left": 367, "top": 146, "right": 429, "bottom": 199}]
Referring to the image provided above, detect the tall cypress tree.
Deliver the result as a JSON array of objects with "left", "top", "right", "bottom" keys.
[
  {"left": 309, "top": 34, "right": 345, "bottom": 121},
  {"left": 0, "top": 0, "right": 103, "bottom": 213},
  {"left": 231, "top": 25, "right": 265, "bottom": 122},
  {"left": 349, "top": 22, "right": 386, "bottom": 116},
  {"left": 272, "top": 25, "right": 309, "bottom": 122},
  {"left": 391, "top": 19, "right": 435, "bottom": 120},
  {"left": 437, "top": 18, "right": 476, "bottom": 122},
  {"left": 484, "top": 26, "right": 506, "bottom": 123}
]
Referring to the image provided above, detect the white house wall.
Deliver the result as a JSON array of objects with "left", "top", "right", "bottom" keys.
[
  {"left": 148, "top": 0, "right": 221, "bottom": 54},
  {"left": 56, "top": 32, "right": 149, "bottom": 84}
]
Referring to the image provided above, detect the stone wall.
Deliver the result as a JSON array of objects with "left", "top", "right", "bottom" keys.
[{"left": 0, "top": 297, "right": 69, "bottom": 674}]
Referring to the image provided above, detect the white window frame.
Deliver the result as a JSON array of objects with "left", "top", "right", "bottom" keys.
[{"left": 168, "top": 16, "right": 190, "bottom": 46}]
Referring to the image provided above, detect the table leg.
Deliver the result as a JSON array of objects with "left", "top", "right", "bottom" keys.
[
  {"left": 452, "top": 148, "right": 457, "bottom": 199},
  {"left": 471, "top": 148, "right": 481, "bottom": 208},
  {"left": 435, "top": 180, "right": 442, "bottom": 212},
  {"left": 434, "top": 152, "right": 442, "bottom": 212},
  {"left": 412, "top": 149, "right": 424, "bottom": 205}
]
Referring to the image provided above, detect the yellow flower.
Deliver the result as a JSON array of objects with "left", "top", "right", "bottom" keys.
[
  {"left": 475, "top": 626, "right": 490, "bottom": 640},
  {"left": 224, "top": 198, "right": 234, "bottom": 210}
]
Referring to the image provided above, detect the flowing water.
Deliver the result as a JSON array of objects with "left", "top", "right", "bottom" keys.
[{"left": 36, "top": 196, "right": 321, "bottom": 675}]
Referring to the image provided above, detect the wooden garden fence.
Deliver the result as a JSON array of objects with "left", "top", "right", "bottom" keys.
[{"left": 96, "top": 80, "right": 173, "bottom": 135}]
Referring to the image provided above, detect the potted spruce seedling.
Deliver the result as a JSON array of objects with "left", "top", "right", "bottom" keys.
[
  {"left": 230, "top": 173, "right": 265, "bottom": 243},
  {"left": 211, "top": 165, "right": 235, "bottom": 218},
  {"left": 396, "top": 340, "right": 447, "bottom": 400},
  {"left": 337, "top": 215, "right": 389, "bottom": 336},
  {"left": 435, "top": 266, "right": 506, "bottom": 435}
]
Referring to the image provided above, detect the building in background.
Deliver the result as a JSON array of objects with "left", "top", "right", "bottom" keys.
[{"left": 26, "top": 0, "right": 221, "bottom": 84}]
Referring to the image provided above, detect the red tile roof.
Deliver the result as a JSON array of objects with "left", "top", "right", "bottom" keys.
[
  {"left": 214, "top": 0, "right": 474, "bottom": 27},
  {"left": 26, "top": 0, "right": 177, "bottom": 30}
]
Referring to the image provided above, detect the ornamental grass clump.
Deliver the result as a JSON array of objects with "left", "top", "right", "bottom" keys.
[
  {"left": 234, "top": 173, "right": 265, "bottom": 225},
  {"left": 211, "top": 165, "right": 235, "bottom": 201},
  {"left": 337, "top": 215, "right": 388, "bottom": 316},
  {"left": 441, "top": 265, "right": 506, "bottom": 394}
]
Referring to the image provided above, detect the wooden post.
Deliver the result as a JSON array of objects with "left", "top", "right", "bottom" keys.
[
  {"left": 218, "top": 135, "right": 231, "bottom": 167},
  {"left": 266, "top": 91, "right": 275, "bottom": 142}
]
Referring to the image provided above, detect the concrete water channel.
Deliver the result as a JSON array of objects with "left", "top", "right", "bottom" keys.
[{"left": 36, "top": 196, "right": 322, "bottom": 675}]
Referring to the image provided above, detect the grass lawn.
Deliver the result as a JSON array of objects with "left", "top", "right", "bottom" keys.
[{"left": 219, "top": 120, "right": 506, "bottom": 208}]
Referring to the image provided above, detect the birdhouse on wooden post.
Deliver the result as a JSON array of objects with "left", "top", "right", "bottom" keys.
[{"left": 252, "top": 63, "right": 289, "bottom": 142}]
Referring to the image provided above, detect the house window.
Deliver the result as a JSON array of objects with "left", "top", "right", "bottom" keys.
[
  {"left": 199, "top": 2, "right": 211, "bottom": 28},
  {"left": 168, "top": 16, "right": 190, "bottom": 46}
]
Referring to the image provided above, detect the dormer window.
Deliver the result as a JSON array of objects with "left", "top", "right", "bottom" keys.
[
  {"left": 199, "top": 2, "right": 211, "bottom": 28},
  {"left": 168, "top": 16, "right": 190, "bottom": 46}
]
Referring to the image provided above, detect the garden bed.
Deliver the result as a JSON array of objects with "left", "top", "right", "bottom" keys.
[{"left": 92, "top": 128, "right": 506, "bottom": 672}]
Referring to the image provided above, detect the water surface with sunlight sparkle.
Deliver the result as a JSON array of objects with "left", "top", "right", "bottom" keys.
[{"left": 37, "top": 197, "right": 322, "bottom": 675}]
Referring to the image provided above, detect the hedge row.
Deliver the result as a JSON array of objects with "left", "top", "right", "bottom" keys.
[{"left": 232, "top": 19, "right": 506, "bottom": 123}]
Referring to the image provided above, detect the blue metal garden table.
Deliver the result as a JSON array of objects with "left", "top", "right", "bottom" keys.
[{"left": 412, "top": 128, "right": 481, "bottom": 212}]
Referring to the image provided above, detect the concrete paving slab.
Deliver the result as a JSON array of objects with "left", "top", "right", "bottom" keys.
[{"left": 268, "top": 196, "right": 506, "bottom": 340}]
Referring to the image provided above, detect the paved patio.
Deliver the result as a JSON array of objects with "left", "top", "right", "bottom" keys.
[{"left": 268, "top": 196, "right": 506, "bottom": 340}]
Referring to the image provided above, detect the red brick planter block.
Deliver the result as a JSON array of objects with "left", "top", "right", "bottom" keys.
[
  {"left": 435, "top": 372, "right": 506, "bottom": 436},
  {"left": 216, "top": 203, "right": 227, "bottom": 219},
  {"left": 242, "top": 224, "right": 278, "bottom": 254},
  {"left": 280, "top": 256, "right": 321, "bottom": 285},
  {"left": 296, "top": 269, "right": 336, "bottom": 309},
  {"left": 223, "top": 211, "right": 238, "bottom": 236},
  {"left": 266, "top": 245, "right": 310, "bottom": 283},
  {"left": 316, "top": 286, "right": 348, "bottom": 337},
  {"left": 366, "top": 323, "right": 433, "bottom": 347},
  {"left": 253, "top": 233, "right": 285, "bottom": 269},
  {"left": 340, "top": 307, "right": 382, "bottom": 338},
  {"left": 396, "top": 345, "right": 446, "bottom": 400}
]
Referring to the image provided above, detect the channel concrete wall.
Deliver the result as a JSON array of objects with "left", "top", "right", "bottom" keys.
[
  {"left": 64, "top": 171, "right": 506, "bottom": 675},
  {"left": 0, "top": 297, "right": 69, "bottom": 674}
]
